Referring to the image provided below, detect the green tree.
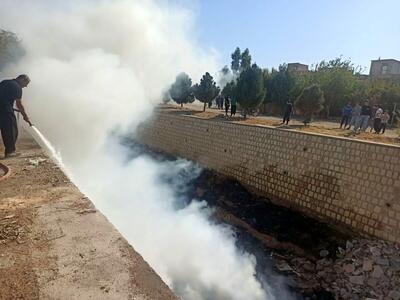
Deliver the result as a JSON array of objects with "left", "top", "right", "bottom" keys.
[
  {"left": 236, "top": 64, "right": 266, "bottom": 118},
  {"left": 240, "top": 48, "right": 252, "bottom": 71},
  {"left": 345, "top": 79, "right": 369, "bottom": 105},
  {"left": 264, "top": 64, "right": 295, "bottom": 112},
  {"left": 169, "top": 72, "right": 194, "bottom": 107},
  {"left": 193, "top": 72, "right": 220, "bottom": 111},
  {"left": 295, "top": 84, "right": 325, "bottom": 125},
  {"left": 231, "top": 47, "right": 241, "bottom": 73},
  {"left": 221, "top": 80, "right": 237, "bottom": 99},
  {"left": 0, "top": 29, "right": 25, "bottom": 71},
  {"left": 313, "top": 57, "right": 357, "bottom": 117},
  {"left": 367, "top": 80, "right": 400, "bottom": 125},
  {"left": 289, "top": 70, "right": 312, "bottom": 103}
]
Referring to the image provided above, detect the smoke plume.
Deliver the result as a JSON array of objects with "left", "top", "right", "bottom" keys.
[
  {"left": 216, "top": 66, "right": 237, "bottom": 90},
  {"left": 0, "top": 1, "right": 275, "bottom": 299}
]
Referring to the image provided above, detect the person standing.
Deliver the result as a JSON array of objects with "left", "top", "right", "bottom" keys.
[
  {"left": 230, "top": 96, "right": 237, "bottom": 116},
  {"left": 282, "top": 101, "right": 293, "bottom": 125},
  {"left": 355, "top": 100, "right": 371, "bottom": 132},
  {"left": 340, "top": 102, "right": 353, "bottom": 129},
  {"left": 218, "top": 95, "right": 223, "bottom": 109},
  {"left": 224, "top": 97, "right": 230, "bottom": 116},
  {"left": 0, "top": 75, "right": 32, "bottom": 158},
  {"left": 373, "top": 106, "right": 383, "bottom": 133},
  {"left": 348, "top": 102, "right": 361, "bottom": 130},
  {"left": 380, "top": 111, "right": 390, "bottom": 134},
  {"left": 368, "top": 104, "right": 378, "bottom": 132}
]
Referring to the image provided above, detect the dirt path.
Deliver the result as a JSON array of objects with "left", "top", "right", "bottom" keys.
[{"left": 0, "top": 127, "right": 177, "bottom": 299}]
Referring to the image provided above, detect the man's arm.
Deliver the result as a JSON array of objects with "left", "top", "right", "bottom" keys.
[{"left": 15, "top": 99, "right": 32, "bottom": 126}]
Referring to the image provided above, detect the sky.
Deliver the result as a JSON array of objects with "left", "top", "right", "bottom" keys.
[{"left": 191, "top": 0, "right": 400, "bottom": 74}]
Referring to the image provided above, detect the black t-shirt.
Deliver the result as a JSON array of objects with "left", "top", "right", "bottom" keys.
[
  {"left": 285, "top": 103, "right": 293, "bottom": 113},
  {"left": 361, "top": 105, "right": 371, "bottom": 116},
  {"left": 0, "top": 79, "right": 22, "bottom": 114}
]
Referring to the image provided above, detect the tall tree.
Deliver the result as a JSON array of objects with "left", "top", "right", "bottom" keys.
[
  {"left": 231, "top": 47, "right": 241, "bottom": 73},
  {"left": 345, "top": 79, "right": 369, "bottom": 105},
  {"left": 169, "top": 72, "right": 194, "bottom": 107},
  {"left": 193, "top": 72, "right": 220, "bottom": 111},
  {"left": 313, "top": 57, "right": 357, "bottom": 117},
  {"left": 264, "top": 64, "right": 295, "bottom": 112},
  {"left": 367, "top": 80, "right": 400, "bottom": 125},
  {"left": 240, "top": 48, "right": 252, "bottom": 71},
  {"left": 236, "top": 64, "right": 266, "bottom": 118},
  {"left": 0, "top": 29, "right": 25, "bottom": 71},
  {"left": 295, "top": 84, "right": 325, "bottom": 125}
]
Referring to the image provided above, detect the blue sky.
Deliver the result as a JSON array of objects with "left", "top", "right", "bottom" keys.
[{"left": 192, "top": 0, "right": 400, "bottom": 73}]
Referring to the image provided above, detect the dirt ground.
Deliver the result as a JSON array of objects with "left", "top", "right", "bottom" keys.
[
  {"left": 162, "top": 103, "right": 400, "bottom": 146},
  {"left": 0, "top": 127, "right": 177, "bottom": 300}
]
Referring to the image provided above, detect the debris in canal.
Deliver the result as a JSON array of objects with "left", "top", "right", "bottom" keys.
[{"left": 130, "top": 141, "right": 400, "bottom": 300}]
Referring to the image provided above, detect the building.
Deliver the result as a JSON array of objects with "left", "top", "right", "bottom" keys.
[
  {"left": 355, "top": 74, "right": 369, "bottom": 80},
  {"left": 370, "top": 58, "right": 400, "bottom": 80},
  {"left": 287, "top": 63, "right": 309, "bottom": 73}
]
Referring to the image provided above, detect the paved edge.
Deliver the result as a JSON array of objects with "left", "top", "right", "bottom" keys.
[{"left": 0, "top": 127, "right": 177, "bottom": 300}]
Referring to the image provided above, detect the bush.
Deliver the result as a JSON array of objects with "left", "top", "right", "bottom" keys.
[
  {"left": 193, "top": 72, "right": 220, "bottom": 111},
  {"left": 169, "top": 72, "right": 194, "bottom": 107}
]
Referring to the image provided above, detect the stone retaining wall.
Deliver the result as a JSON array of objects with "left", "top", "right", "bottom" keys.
[{"left": 137, "top": 113, "right": 400, "bottom": 242}]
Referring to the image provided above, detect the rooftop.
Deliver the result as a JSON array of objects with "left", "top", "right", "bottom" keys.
[
  {"left": 288, "top": 62, "right": 309, "bottom": 67},
  {"left": 371, "top": 58, "right": 400, "bottom": 63}
]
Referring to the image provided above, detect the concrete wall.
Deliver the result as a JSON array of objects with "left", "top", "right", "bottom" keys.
[
  {"left": 370, "top": 60, "right": 400, "bottom": 78},
  {"left": 138, "top": 113, "right": 400, "bottom": 242}
]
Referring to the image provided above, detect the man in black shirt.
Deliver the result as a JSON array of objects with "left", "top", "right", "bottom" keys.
[
  {"left": 282, "top": 101, "right": 293, "bottom": 125},
  {"left": 355, "top": 100, "right": 371, "bottom": 132},
  {"left": 0, "top": 74, "right": 32, "bottom": 158}
]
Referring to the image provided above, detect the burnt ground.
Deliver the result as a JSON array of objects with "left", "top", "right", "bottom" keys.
[
  {"left": 186, "top": 170, "right": 351, "bottom": 300},
  {"left": 123, "top": 140, "right": 356, "bottom": 300}
]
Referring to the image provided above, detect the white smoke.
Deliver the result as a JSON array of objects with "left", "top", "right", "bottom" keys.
[
  {"left": 216, "top": 66, "right": 237, "bottom": 90},
  {"left": 0, "top": 1, "right": 274, "bottom": 299}
]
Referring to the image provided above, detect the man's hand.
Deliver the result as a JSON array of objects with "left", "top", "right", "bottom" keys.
[
  {"left": 16, "top": 99, "right": 32, "bottom": 126},
  {"left": 23, "top": 115, "right": 33, "bottom": 127}
]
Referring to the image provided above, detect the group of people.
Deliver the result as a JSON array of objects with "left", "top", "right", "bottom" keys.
[
  {"left": 340, "top": 101, "right": 391, "bottom": 134},
  {"left": 280, "top": 100, "right": 392, "bottom": 135},
  {"left": 216, "top": 95, "right": 237, "bottom": 117}
]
